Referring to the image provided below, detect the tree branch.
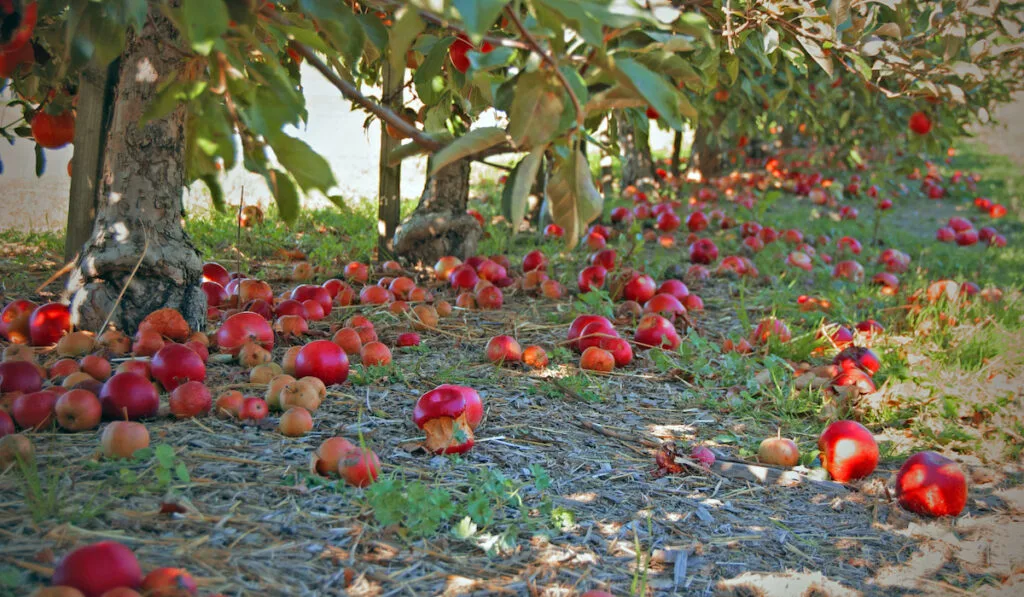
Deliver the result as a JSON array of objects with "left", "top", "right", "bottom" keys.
[
  {"left": 503, "top": 6, "right": 585, "bottom": 129},
  {"left": 273, "top": 26, "right": 443, "bottom": 152}
]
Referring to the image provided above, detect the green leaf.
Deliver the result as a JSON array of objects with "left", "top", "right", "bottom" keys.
[
  {"left": 723, "top": 54, "right": 740, "bottom": 85},
  {"left": 501, "top": 146, "right": 545, "bottom": 233},
  {"left": 546, "top": 147, "right": 602, "bottom": 249},
  {"left": 536, "top": 0, "right": 604, "bottom": 46},
  {"left": 174, "top": 462, "right": 191, "bottom": 483},
  {"left": 795, "top": 35, "right": 834, "bottom": 77},
  {"left": 182, "top": 0, "right": 229, "bottom": 56},
  {"left": 200, "top": 174, "right": 226, "bottom": 213},
  {"left": 155, "top": 444, "right": 175, "bottom": 469},
  {"left": 388, "top": 8, "right": 425, "bottom": 74},
  {"left": 613, "top": 57, "right": 685, "bottom": 130},
  {"left": 414, "top": 37, "right": 454, "bottom": 105},
  {"left": 358, "top": 12, "right": 389, "bottom": 56},
  {"left": 830, "top": 0, "right": 852, "bottom": 28},
  {"left": 429, "top": 127, "right": 507, "bottom": 176},
  {"left": 316, "top": 3, "right": 364, "bottom": 65},
  {"left": 269, "top": 170, "right": 301, "bottom": 224},
  {"left": 676, "top": 12, "right": 712, "bottom": 44},
  {"left": 508, "top": 71, "right": 565, "bottom": 149},
  {"left": 530, "top": 464, "right": 552, "bottom": 490},
  {"left": 269, "top": 133, "right": 336, "bottom": 192},
  {"left": 140, "top": 78, "right": 207, "bottom": 125},
  {"left": 453, "top": 0, "right": 509, "bottom": 45},
  {"left": 71, "top": 3, "right": 127, "bottom": 67}
]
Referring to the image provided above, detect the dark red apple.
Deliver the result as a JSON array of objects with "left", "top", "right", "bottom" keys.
[
  {"left": 895, "top": 451, "right": 968, "bottom": 517},
  {"left": 12, "top": 390, "right": 58, "bottom": 430},
  {"left": 99, "top": 372, "right": 159, "bottom": 420},
  {"left": 0, "top": 360, "right": 43, "bottom": 394}
]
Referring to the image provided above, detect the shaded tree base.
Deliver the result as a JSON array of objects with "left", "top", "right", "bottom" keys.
[
  {"left": 393, "top": 211, "right": 482, "bottom": 264},
  {"left": 394, "top": 157, "right": 480, "bottom": 264},
  {"left": 67, "top": 276, "right": 205, "bottom": 335}
]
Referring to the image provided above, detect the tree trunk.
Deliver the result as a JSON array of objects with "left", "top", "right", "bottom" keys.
[
  {"left": 619, "top": 112, "right": 654, "bottom": 189},
  {"left": 393, "top": 157, "right": 480, "bottom": 264},
  {"left": 65, "top": 4, "right": 204, "bottom": 334},
  {"left": 670, "top": 130, "right": 683, "bottom": 178},
  {"left": 376, "top": 60, "right": 402, "bottom": 259},
  {"left": 65, "top": 61, "right": 118, "bottom": 264},
  {"left": 689, "top": 120, "right": 723, "bottom": 180}
]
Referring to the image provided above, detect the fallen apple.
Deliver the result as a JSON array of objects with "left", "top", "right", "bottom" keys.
[{"left": 818, "top": 420, "right": 878, "bottom": 482}]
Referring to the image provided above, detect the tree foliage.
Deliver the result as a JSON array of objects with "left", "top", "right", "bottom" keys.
[{"left": 0, "top": 0, "right": 1021, "bottom": 247}]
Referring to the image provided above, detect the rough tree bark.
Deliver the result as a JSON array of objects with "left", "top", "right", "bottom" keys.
[
  {"left": 64, "top": 61, "right": 118, "bottom": 264},
  {"left": 65, "top": 5, "right": 204, "bottom": 334},
  {"left": 376, "top": 60, "right": 402, "bottom": 258},
  {"left": 618, "top": 112, "right": 655, "bottom": 189},
  {"left": 689, "top": 120, "right": 723, "bottom": 180},
  {"left": 393, "top": 157, "right": 480, "bottom": 264}
]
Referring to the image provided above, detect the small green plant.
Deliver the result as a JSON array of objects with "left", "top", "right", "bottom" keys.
[
  {"left": 363, "top": 465, "right": 559, "bottom": 552},
  {"left": 117, "top": 444, "right": 190, "bottom": 491},
  {"left": 16, "top": 456, "right": 61, "bottom": 523},
  {"left": 349, "top": 363, "right": 405, "bottom": 386},
  {"left": 630, "top": 516, "right": 652, "bottom": 596},
  {"left": 574, "top": 288, "right": 615, "bottom": 319}
]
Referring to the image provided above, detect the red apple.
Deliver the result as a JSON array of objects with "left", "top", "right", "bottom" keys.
[
  {"left": 151, "top": 343, "right": 206, "bottom": 391},
  {"left": 622, "top": 273, "right": 657, "bottom": 304},
  {"left": 52, "top": 541, "right": 142, "bottom": 597},
  {"left": 55, "top": 390, "right": 102, "bottom": 432},
  {"left": 485, "top": 335, "right": 522, "bottom": 363},
  {"left": 0, "top": 298, "right": 37, "bottom": 343},
  {"left": 895, "top": 451, "right": 968, "bottom": 517},
  {"left": 169, "top": 381, "right": 212, "bottom": 418},
  {"left": 98, "top": 372, "right": 159, "bottom": 420},
  {"left": 214, "top": 311, "right": 274, "bottom": 355},
  {"left": 239, "top": 397, "right": 269, "bottom": 421},
  {"left": 0, "top": 360, "right": 44, "bottom": 394},
  {"left": 818, "top": 420, "right": 878, "bottom": 482},
  {"left": 202, "top": 262, "right": 231, "bottom": 287},
  {"left": 29, "top": 303, "right": 71, "bottom": 346},
  {"left": 577, "top": 265, "right": 607, "bottom": 293},
  {"left": 568, "top": 315, "right": 613, "bottom": 351},
  {"left": 141, "top": 567, "right": 198, "bottom": 597},
  {"left": 0, "top": 411, "right": 13, "bottom": 438},
  {"left": 338, "top": 446, "right": 380, "bottom": 487},
  {"left": 634, "top": 313, "right": 680, "bottom": 350},
  {"left": 12, "top": 390, "right": 58, "bottom": 430},
  {"left": 294, "top": 340, "right": 349, "bottom": 386},
  {"left": 689, "top": 239, "right": 719, "bottom": 264}
]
